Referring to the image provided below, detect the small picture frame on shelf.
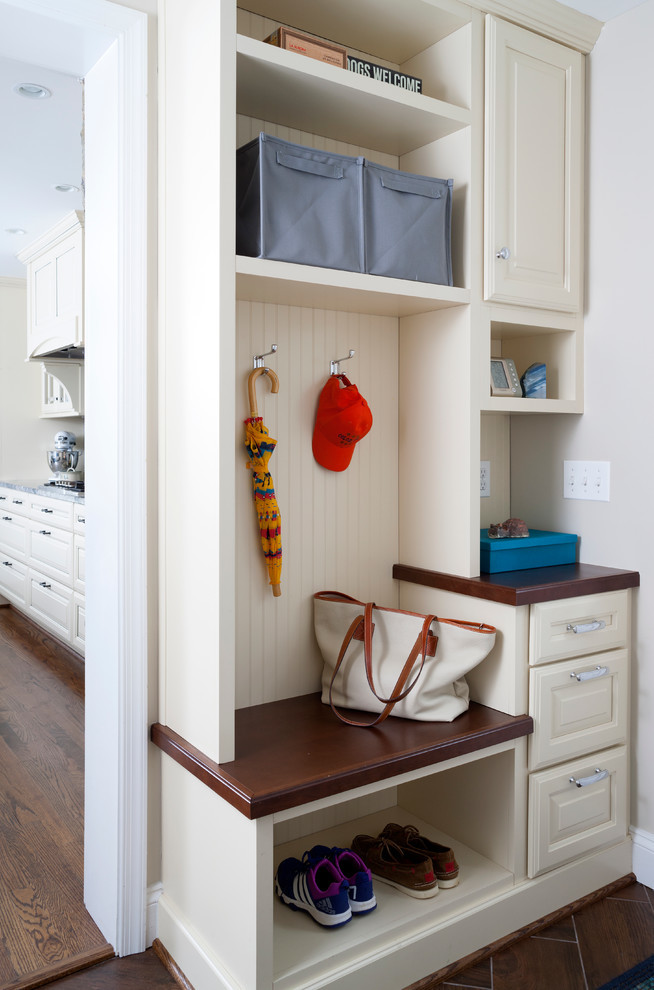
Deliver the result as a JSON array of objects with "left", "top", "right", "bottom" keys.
[{"left": 490, "top": 357, "right": 522, "bottom": 396}]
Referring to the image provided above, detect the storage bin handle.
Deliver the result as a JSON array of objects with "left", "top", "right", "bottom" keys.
[
  {"left": 566, "top": 619, "right": 606, "bottom": 634},
  {"left": 379, "top": 172, "right": 443, "bottom": 198},
  {"left": 570, "top": 665, "right": 609, "bottom": 682},
  {"left": 276, "top": 151, "right": 343, "bottom": 179},
  {"left": 569, "top": 768, "right": 610, "bottom": 788}
]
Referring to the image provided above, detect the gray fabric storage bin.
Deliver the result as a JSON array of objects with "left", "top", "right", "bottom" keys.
[
  {"left": 236, "top": 133, "right": 365, "bottom": 274},
  {"left": 363, "top": 161, "right": 453, "bottom": 285}
]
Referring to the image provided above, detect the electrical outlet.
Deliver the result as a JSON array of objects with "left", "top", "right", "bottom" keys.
[
  {"left": 563, "top": 460, "right": 610, "bottom": 501},
  {"left": 480, "top": 461, "right": 491, "bottom": 498}
]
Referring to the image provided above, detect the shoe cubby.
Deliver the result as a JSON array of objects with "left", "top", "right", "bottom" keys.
[{"left": 272, "top": 746, "right": 524, "bottom": 990}]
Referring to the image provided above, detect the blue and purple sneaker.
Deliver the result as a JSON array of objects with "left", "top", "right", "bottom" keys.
[
  {"left": 308, "top": 845, "right": 377, "bottom": 915},
  {"left": 275, "top": 853, "right": 352, "bottom": 927}
]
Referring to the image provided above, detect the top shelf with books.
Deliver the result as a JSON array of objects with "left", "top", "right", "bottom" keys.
[{"left": 239, "top": 0, "right": 471, "bottom": 70}]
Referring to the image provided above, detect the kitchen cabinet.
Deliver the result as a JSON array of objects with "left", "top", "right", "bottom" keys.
[
  {"left": 0, "top": 485, "right": 85, "bottom": 656},
  {"left": 18, "top": 211, "right": 84, "bottom": 359},
  {"left": 484, "top": 16, "right": 584, "bottom": 313}
]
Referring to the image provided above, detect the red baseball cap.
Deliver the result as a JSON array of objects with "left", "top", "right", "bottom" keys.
[{"left": 312, "top": 375, "right": 373, "bottom": 472}]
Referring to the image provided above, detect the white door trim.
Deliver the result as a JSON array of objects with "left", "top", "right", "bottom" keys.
[{"left": 82, "top": 4, "right": 151, "bottom": 957}]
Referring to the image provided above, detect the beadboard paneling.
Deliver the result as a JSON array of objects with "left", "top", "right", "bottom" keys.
[{"left": 236, "top": 303, "right": 399, "bottom": 707}]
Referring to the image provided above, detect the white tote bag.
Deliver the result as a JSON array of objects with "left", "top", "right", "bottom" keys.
[{"left": 314, "top": 591, "right": 496, "bottom": 726}]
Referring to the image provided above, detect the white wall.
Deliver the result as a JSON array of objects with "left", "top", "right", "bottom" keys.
[
  {"left": 0, "top": 278, "right": 82, "bottom": 481},
  {"left": 510, "top": 1, "right": 654, "bottom": 852}
]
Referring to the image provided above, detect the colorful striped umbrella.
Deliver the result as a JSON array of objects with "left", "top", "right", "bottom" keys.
[{"left": 245, "top": 368, "right": 281, "bottom": 597}]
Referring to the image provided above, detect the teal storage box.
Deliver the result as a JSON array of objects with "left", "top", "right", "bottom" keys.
[{"left": 480, "top": 529, "right": 578, "bottom": 573}]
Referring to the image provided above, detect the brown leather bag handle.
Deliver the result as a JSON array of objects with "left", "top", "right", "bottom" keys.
[{"left": 328, "top": 604, "right": 437, "bottom": 727}]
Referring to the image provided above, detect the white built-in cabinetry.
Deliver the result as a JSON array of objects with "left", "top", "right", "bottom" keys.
[
  {"left": 18, "top": 211, "right": 85, "bottom": 417},
  {"left": 485, "top": 17, "right": 584, "bottom": 314},
  {"left": 155, "top": 3, "right": 634, "bottom": 989},
  {"left": 0, "top": 486, "right": 85, "bottom": 656},
  {"left": 18, "top": 211, "right": 85, "bottom": 359}
]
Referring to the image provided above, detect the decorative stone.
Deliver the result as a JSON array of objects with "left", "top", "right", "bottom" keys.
[{"left": 487, "top": 518, "right": 530, "bottom": 539}]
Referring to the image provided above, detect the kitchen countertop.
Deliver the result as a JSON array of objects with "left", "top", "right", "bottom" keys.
[{"left": 0, "top": 479, "right": 84, "bottom": 504}]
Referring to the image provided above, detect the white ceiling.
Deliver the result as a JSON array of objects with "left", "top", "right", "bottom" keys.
[
  {"left": 0, "top": 0, "right": 114, "bottom": 279},
  {"left": 0, "top": 0, "right": 650, "bottom": 279},
  {"left": 0, "top": 57, "right": 83, "bottom": 278}
]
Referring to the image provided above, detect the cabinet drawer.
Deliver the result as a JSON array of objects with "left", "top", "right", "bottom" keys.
[
  {"left": 28, "top": 570, "right": 73, "bottom": 642},
  {"left": 27, "top": 494, "right": 74, "bottom": 530},
  {"left": 528, "top": 745, "right": 627, "bottom": 878},
  {"left": 529, "top": 650, "right": 628, "bottom": 771},
  {"left": 28, "top": 523, "right": 74, "bottom": 585},
  {"left": 0, "top": 553, "right": 28, "bottom": 602},
  {"left": 0, "top": 490, "right": 30, "bottom": 517},
  {"left": 0, "top": 511, "right": 29, "bottom": 558},
  {"left": 529, "top": 591, "right": 629, "bottom": 665}
]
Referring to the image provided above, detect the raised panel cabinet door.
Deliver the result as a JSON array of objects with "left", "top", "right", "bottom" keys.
[{"left": 485, "top": 16, "right": 584, "bottom": 312}]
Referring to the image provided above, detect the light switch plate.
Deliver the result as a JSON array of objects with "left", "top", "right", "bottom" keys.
[{"left": 564, "top": 460, "right": 610, "bottom": 501}]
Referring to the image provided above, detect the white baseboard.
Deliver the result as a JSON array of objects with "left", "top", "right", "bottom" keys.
[
  {"left": 156, "top": 894, "right": 240, "bottom": 990},
  {"left": 630, "top": 827, "right": 654, "bottom": 888},
  {"left": 146, "top": 882, "right": 163, "bottom": 946}
]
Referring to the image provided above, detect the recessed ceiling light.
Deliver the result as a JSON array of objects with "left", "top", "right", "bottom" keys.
[
  {"left": 5, "top": 228, "right": 27, "bottom": 235},
  {"left": 13, "top": 82, "right": 52, "bottom": 100},
  {"left": 54, "top": 184, "right": 80, "bottom": 194}
]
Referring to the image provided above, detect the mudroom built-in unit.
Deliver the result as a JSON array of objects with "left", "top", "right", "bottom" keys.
[{"left": 155, "top": 2, "right": 638, "bottom": 989}]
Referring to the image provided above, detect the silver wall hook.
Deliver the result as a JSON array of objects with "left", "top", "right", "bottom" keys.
[
  {"left": 330, "top": 349, "right": 355, "bottom": 375},
  {"left": 253, "top": 344, "right": 277, "bottom": 369}
]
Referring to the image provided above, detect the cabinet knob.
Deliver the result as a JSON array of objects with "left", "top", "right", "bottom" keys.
[
  {"left": 41, "top": 508, "right": 53, "bottom": 514},
  {"left": 12, "top": 499, "right": 22, "bottom": 505},
  {"left": 2, "top": 516, "right": 11, "bottom": 521},
  {"left": 496, "top": 246, "right": 511, "bottom": 260},
  {"left": 39, "top": 530, "right": 52, "bottom": 536},
  {"left": 39, "top": 581, "right": 52, "bottom": 589},
  {"left": 2, "top": 561, "right": 12, "bottom": 567}
]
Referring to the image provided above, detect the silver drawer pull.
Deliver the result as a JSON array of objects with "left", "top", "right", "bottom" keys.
[
  {"left": 77, "top": 516, "right": 85, "bottom": 524},
  {"left": 12, "top": 499, "right": 22, "bottom": 505},
  {"left": 2, "top": 516, "right": 11, "bottom": 521},
  {"left": 2, "top": 561, "right": 12, "bottom": 567},
  {"left": 570, "top": 665, "right": 609, "bottom": 682},
  {"left": 39, "top": 581, "right": 51, "bottom": 589},
  {"left": 566, "top": 619, "right": 606, "bottom": 634},
  {"left": 41, "top": 508, "right": 53, "bottom": 514},
  {"left": 39, "top": 530, "right": 52, "bottom": 536},
  {"left": 569, "top": 768, "right": 610, "bottom": 788}
]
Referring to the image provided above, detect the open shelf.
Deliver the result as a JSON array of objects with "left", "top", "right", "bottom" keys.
[
  {"left": 483, "top": 317, "right": 583, "bottom": 413},
  {"left": 236, "top": 255, "right": 469, "bottom": 316},
  {"left": 240, "top": 0, "right": 471, "bottom": 69},
  {"left": 237, "top": 36, "right": 470, "bottom": 158},
  {"left": 273, "top": 808, "right": 514, "bottom": 990}
]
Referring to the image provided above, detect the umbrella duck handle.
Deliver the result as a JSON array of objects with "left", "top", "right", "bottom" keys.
[{"left": 248, "top": 367, "right": 279, "bottom": 418}]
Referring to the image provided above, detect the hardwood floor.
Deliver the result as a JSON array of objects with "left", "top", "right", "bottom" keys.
[{"left": 0, "top": 606, "right": 112, "bottom": 987}]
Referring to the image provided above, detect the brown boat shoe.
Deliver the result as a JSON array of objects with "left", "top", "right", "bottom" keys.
[
  {"left": 351, "top": 834, "right": 439, "bottom": 898},
  {"left": 379, "top": 823, "right": 460, "bottom": 888}
]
